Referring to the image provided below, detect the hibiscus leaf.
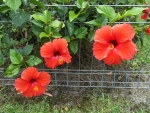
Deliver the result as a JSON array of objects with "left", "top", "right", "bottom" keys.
[
  {"left": 122, "top": 7, "right": 145, "bottom": 18},
  {"left": 52, "top": 31, "right": 62, "bottom": 38},
  {"left": 25, "top": 55, "right": 42, "bottom": 66},
  {"left": 22, "top": 44, "right": 33, "bottom": 56},
  {"left": 4, "top": 64, "right": 21, "bottom": 77},
  {"left": 51, "top": 20, "right": 64, "bottom": 28},
  {"left": 86, "top": 16, "right": 108, "bottom": 27},
  {"left": 32, "top": 10, "right": 51, "bottom": 23},
  {"left": 30, "top": 0, "right": 45, "bottom": 9},
  {"left": 40, "top": 32, "right": 49, "bottom": 39},
  {"left": 69, "top": 11, "right": 79, "bottom": 22},
  {"left": 10, "top": 9, "right": 30, "bottom": 27},
  {"left": 3, "top": 0, "right": 21, "bottom": 11},
  {"left": 74, "top": 27, "right": 88, "bottom": 39},
  {"left": 95, "top": 5, "right": 119, "bottom": 22},
  {"left": 10, "top": 49, "right": 23, "bottom": 64},
  {"left": 66, "top": 21, "right": 74, "bottom": 37},
  {"left": 69, "top": 40, "right": 78, "bottom": 54}
]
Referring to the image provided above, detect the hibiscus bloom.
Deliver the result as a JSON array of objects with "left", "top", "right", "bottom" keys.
[
  {"left": 93, "top": 24, "right": 137, "bottom": 65},
  {"left": 14, "top": 67, "right": 51, "bottom": 97},
  {"left": 145, "top": 26, "right": 150, "bottom": 35},
  {"left": 141, "top": 7, "right": 150, "bottom": 20},
  {"left": 40, "top": 38, "right": 72, "bottom": 69}
]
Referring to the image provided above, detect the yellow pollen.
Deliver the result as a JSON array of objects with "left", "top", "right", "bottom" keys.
[
  {"left": 33, "top": 86, "right": 38, "bottom": 91},
  {"left": 59, "top": 58, "right": 64, "bottom": 64},
  {"left": 109, "top": 44, "right": 114, "bottom": 49}
]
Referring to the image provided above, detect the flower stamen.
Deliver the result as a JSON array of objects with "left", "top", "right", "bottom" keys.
[
  {"left": 109, "top": 44, "right": 114, "bottom": 49},
  {"left": 34, "top": 86, "right": 38, "bottom": 91},
  {"left": 59, "top": 58, "right": 64, "bottom": 64}
]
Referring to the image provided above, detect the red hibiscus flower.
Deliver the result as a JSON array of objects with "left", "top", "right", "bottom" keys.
[
  {"left": 93, "top": 24, "right": 137, "bottom": 65},
  {"left": 141, "top": 2, "right": 150, "bottom": 20},
  {"left": 141, "top": 7, "right": 150, "bottom": 20},
  {"left": 14, "top": 67, "right": 51, "bottom": 97},
  {"left": 145, "top": 26, "right": 150, "bottom": 35},
  {"left": 40, "top": 38, "right": 72, "bottom": 69}
]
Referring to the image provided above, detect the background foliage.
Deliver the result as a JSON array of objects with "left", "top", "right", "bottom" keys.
[{"left": 0, "top": 0, "right": 149, "bottom": 77}]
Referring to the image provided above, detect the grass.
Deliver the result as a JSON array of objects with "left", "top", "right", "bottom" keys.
[{"left": 0, "top": 86, "right": 150, "bottom": 113}]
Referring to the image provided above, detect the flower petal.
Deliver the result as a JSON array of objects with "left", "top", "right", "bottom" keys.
[
  {"left": 116, "top": 40, "right": 137, "bottom": 60},
  {"left": 141, "top": 13, "right": 148, "bottom": 20},
  {"left": 53, "top": 38, "right": 68, "bottom": 53},
  {"left": 36, "top": 71, "right": 51, "bottom": 86},
  {"left": 40, "top": 42, "right": 54, "bottom": 58},
  {"left": 60, "top": 51, "right": 72, "bottom": 63},
  {"left": 44, "top": 57, "right": 58, "bottom": 69},
  {"left": 93, "top": 42, "right": 110, "bottom": 60},
  {"left": 21, "top": 67, "right": 39, "bottom": 81},
  {"left": 112, "top": 24, "right": 135, "bottom": 42},
  {"left": 94, "top": 26, "right": 112, "bottom": 44},
  {"left": 22, "top": 83, "right": 46, "bottom": 97},
  {"left": 14, "top": 78, "right": 31, "bottom": 93},
  {"left": 103, "top": 50, "right": 122, "bottom": 65}
]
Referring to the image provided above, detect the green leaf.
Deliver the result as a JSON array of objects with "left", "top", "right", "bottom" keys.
[
  {"left": 76, "top": 0, "right": 84, "bottom": 8},
  {"left": 31, "top": 25, "right": 43, "bottom": 38},
  {"left": 0, "top": 51, "right": 6, "bottom": 66},
  {"left": 10, "top": 9, "right": 30, "bottom": 27},
  {"left": 69, "top": 40, "right": 78, "bottom": 54},
  {"left": 25, "top": 55, "right": 42, "bottom": 66},
  {"left": 66, "top": 21, "right": 74, "bottom": 37},
  {"left": 64, "top": 36, "right": 70, "bottom": 42},
  {"left": 4, "top": 64, "right": 20, "bottom": 77},
  {"left": 32, "top": 10, "right": 51, "bottom": 23},
  {"left": 52, "top": 31, "right": 62, "bottom": 38},
  {"left": 88, "top": 29, "right": 94, "bottom": 42},
  {"left": 86, "top": 16, "right": 108, "bottom": 27},
  {"left": 76, "top": 12, "right": 89, "bottom": 22},
  {"left": 10, "top": 49, "right": 23, "bottom": 64},
  {"left": 30, "top": 0, "right": 45, "bottom": 9},
  {"left": 22, "top": 44, "right": 33, "bottom": 56},
  {"left": 2, "top": 36, "right": 18, "bottom": 47},
  {"left": 31, "top": 20, "right": 43, "bottom": 28},
  {"left": 122, "top": 7, "right": 145, "bottom": 18},
  {"left": 0, "top": 6, "right": 10, "bottom": 12},
  {"left": 40, "top": 32, "right": 49, "bottom": 39},
  {"left": 96, "top": 5, "right": 119, "bottom": 22},
  {"left": 45, "top": 26, "right": 51, "bottom": 33},
  {"left": 51, "top": 20, "right": 63, "bottom": 28},
  {"left": 69, "top": 11, "right": 78, "bottom": 22},
  {"left": 3, "top": 0, "right": 21, "bottom": 11},
  {"left": 74, "top": 27, "right": 88, "bottom": 39}
]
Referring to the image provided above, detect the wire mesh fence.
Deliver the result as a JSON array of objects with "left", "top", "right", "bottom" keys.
[{"left": 0, "top": 0, "right": 150, "bottom": 88}]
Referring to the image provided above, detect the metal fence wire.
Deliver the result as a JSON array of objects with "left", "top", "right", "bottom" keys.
[{"left": 0, "top": 0, "right": 150, "bottom": 88}]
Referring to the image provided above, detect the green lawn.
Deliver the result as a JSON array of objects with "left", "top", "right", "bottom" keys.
[{"left": 0, "top": 86, "right": 150, "bottom": 113}]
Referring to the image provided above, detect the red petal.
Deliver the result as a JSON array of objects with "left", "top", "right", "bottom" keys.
[
  {"left": 112, "top": 24, "right": 135, "bottom": 42},
  {"left": 22, "top": 83, "right": 46, "bottom": 97},
  {"left": 21, "top": 67, "right": 39, "bottom": 81},
  {"left": 53, "top": 38, "right": 68, "bottom": 53},
  {"left": 103, "top": 50, "right": 122, "bottom": 65},
  {"left": 94, "top": 26, "right": 112, "bottom": 44},
  {"left": 93, "top": 42, "right": 110, "bottom": 60},
  {"left": 40, "top": 42, "right": 54, "bottom": 58},
  {"left": 143, "top": 8, "right": 149, "bottom": 13},
  {"left": 141, "top": 14, "right": 148, "bottom": 20},
  {"left": 60, "top": 51, "right": 72, "bottom": 63},
  {"left": 36, "top": 72, "right": 51, "bottom": 86},
  {"left": 44, "top": 57, "right": 58, "bottom": 69},
  {"left": 14, "top": 78, "right": 31, "bottom": 93},
  {"left": 116, "top": 40, "right": 137, "bottom": 60}
]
